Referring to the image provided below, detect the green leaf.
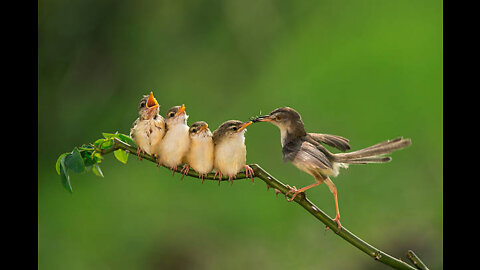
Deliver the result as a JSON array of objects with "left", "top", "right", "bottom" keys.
[
  {"left": 92, "top": 163, "right": 104, "bottom": 178},
  {"left": 118, "top": 133, "right": 135, "bottom": 146},
  {"left": 94, "top": 138, "right": 105, "bottom": 147},
  {"left": 81, "top": 150, "right": 97, "bottom": 167},
  {"left": 114, "top": 149, "right": 129, "bottom": 164},
  {"left": 102, "top": 132, "right": 116, "bottom": 139},
  {"left": 56, "top": 152, "right": 69, "bottom": 175},
  {"left": 100, "top": 139, "right": 114, "bottom": 149},
  {"left": 60, "top": 155, "right": 72, "bottom": 193},
  {"left": 65, "top": 148, "right": 85, "bottom": 173},
  {"left": 93, "top": 152, "right": 104, "bottom": 162}
]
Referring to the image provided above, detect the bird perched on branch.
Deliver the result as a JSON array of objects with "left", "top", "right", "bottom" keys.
[
  {"left": 156, "top": 104, "right": 190, "bottom": 175},
  {"left": 180, "top": 121, "right": 214, "bottom": 182},
  {"left": 130, "top": 92, "right": 165, "bottom": 158},
  {"left": 253, "top": 107, "right": 411, "bottom": 229},
  {"left": 212, "top": 120, "right": 255, "bottom": 185}
]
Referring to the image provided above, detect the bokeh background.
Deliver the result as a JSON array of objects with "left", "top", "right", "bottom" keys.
[{"left": 38, "top": 0, "right": 442, "bottom": 269}]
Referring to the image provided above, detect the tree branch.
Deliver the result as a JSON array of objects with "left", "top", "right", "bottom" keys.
[
  {"left": 407, "top": 250, "right": 430, "bottom": 270},
  {"left": 103, "top": 138, "right": 426, "bottom": 270}
]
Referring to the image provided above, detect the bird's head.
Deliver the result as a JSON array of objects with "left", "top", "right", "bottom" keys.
[
  {"left": 165, "top": 104, "right": 189, "bottom": 126},
  {"left": 189, "top": 121, "right": 212, "bottom": 139},
  {"left": 212, "top": 120, "right": 252, "bottom": 144},
  {"left": 138, "top": 92, "right": 160, "bottom": 120},
  {"left": 252, "top": 107, "right": 306, "bottom": 144}
]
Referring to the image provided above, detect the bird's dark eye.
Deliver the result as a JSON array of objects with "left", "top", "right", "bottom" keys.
[
  {"left": 169, "top": 112, "right": 175, "bottom": 117},
  {"left": 140, "top": 102, "right": 146, "bottom": 108},
  {"left": 232, "top": 126, "right": 238, "bottom": 131},
  {"left": 192, "top": 129, "right": 197, "bottom": 133},
  {"left": 276, "top": 115, "right": 282, "bottom": 120}
]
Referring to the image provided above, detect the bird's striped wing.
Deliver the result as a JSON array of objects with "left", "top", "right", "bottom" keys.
[
  {"left": 283, "top": 140, "right": 333, "bottom": 170},
  {"left": 307, "top": 133, "right": 351, "bottom": 152}
]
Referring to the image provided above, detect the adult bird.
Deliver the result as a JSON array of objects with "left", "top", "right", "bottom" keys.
[
  {"left": 130, "top": 92, "right": 165, "bottom": 158},
  {"left": 253, "top": 107, "right": 411, "bottom": 229},
  {"left": 212, "top": 120, "right": 255, "bottom": 185}
]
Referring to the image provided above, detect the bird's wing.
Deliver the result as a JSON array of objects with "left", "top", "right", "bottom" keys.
[
  {"left": 307, "top": 133, "right": 351, "bottom": 152},
  {"left": 130, "top": 118, "right": 140, "bottom": 138},
  {"left": 283, "top": 140, "right": 333, "bottom": 170}
]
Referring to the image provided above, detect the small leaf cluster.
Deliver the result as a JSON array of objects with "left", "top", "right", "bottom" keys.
[{"left": 55, "top": 132, "right": 135, "bottom": 193}]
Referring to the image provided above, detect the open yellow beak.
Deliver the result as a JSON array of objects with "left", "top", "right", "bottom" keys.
[
  {"left": 237, "top": 121, "right": 252, "bottom": 132},
  {"left": 146, "top": 92, "right": 159, "bottom": 109},
  {"left": 199, "top": 123, "right": 209, "bottom": 132},
  {"left": 175, "top": 104, "right": 186, "bottom": 116}
]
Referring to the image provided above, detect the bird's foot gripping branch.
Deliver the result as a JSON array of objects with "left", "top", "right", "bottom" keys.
[{"left": 56, "top": 132, "right": 429, "bottom": 270}]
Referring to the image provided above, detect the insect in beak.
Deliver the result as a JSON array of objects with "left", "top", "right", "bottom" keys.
[{"left": 252, "top": 115, "right": 272, "bottom": 122}]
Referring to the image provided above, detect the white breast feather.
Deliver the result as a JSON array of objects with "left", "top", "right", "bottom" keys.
[
  {"left": 187, "top": 136, "right": 214, "bottom": 174},
  {"left": 132, "top": 118, "right": 165, "bottom": 155},
  {"left": 158, "top": 124, "right": 190, "bottom": 167},
  {"left": 214, "top": 135, "right": 246, "bottom": 177}
]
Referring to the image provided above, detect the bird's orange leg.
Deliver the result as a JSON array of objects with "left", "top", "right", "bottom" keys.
[
  {"left": 243, "top": 165, "right": 255, "bottom": 183},
  {"left": 285, "top": 182, "right": 322, "bottom": 202},
  {"left": 324, "top": 178, "right": 342, "bottom": 230},
  {"left": 180, "top": 164, "right": 190, "bottom": 180}
]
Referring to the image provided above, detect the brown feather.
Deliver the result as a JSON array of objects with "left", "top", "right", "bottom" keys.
[{"left": 307, "top": 133, "right": 351, "bottom": 152}]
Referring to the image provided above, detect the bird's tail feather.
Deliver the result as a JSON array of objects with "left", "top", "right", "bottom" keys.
[{"left": 333, "top": 137, "right": 411, "bottom": 164}]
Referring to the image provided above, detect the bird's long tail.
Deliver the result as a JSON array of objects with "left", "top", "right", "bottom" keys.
[{"left": 333, "top": 137, "right": 411, "bottom": 164}]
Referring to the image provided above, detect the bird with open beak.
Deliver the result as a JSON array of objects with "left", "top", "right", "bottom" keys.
[
  {"left": 130, "top": 92, "right": 165, "bottom": 158},
  {"left": 180, "top": 121, "right": 214, "bottom": 182},
  {"left": 253, "top": 107, "right": 411, "bottom": 229},
  {"left": 212, "top": 120, "right": 255, "bottom": 185},
  {"left": 156, "top": 104, "right": 190, "bottom": 175}
]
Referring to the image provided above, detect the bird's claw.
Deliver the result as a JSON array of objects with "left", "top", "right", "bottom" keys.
[
  {"left": 243, "top": 165, "right": 255, "bottom": 183},
  {"left": 180, "top": 164, "right": 190, "bottom": 180},
  {"left": 199, "top": 173, "right": 205, "bottom": 183},
  {"left": 214, "top": 171, "right": 223, "bottom": 185},
  {"left": 170, "top": 165, "right": 178, "bottom": 176},
  {"left": 285, "top": 185, "right": 302, "bottom": 202},
  {"left": 136, "top": 148, "right": 144, "bottom": 161},
  {"left": 325, "top": 216, "right": 342, "bottom": 232}
]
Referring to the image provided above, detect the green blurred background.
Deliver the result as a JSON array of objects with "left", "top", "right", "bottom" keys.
[{"left": 38, "top": 0, "right": 442, "bottom": 269}]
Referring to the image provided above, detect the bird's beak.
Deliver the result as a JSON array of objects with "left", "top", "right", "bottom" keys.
[
  {"left": 175, "top": 104, "right": 186, "bottom": 117},
  {"left": 199, "top": 123, "right": 209, "bottom": 132},
  {"left": 146, "top": 92, "right": 159, "bottom": 109},
  {"left": 237, "top": 121, "right": 252, "bottom": 132},
  {"left": 253, "top": 115, "right": 272, "bottom": 122}
]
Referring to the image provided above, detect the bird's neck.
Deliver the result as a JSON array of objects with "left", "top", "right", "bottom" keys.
[{"left": 279, "top": 120, "right": 306, "bottom": 147}]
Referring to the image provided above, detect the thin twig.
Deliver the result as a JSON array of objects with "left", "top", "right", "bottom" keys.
[
  {"left": 102, "top": 138, "right": 426, "bottom": 270},
  {"left": 407, "top": 250, "right": 429, "bottom": 270}
]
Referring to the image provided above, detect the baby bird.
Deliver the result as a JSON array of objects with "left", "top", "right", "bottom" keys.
[
  {"left": 130, "top": 92, "right": 165, "bottom": 158},
  {"left": 212, "top": 120, "right": 255, "bottom": 185},
  {"left": 180, "top": 121, "right": 214, "bottom": 182},
  {"left": 156, "top": 104, "right": 190, "bottom": 175}
]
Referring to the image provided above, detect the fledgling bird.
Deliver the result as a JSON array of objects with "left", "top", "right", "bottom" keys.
[
  {"left": 130, "top": 92, "right": 165, "bottom": 158},
  {"left": 156, "top": 104, "right": 190, "bottom": 175},
  {"left": 253, "top": 107, "right": 411, "bottom": 229},
  {"left": 212, "top": 120, "right": 255, "bottom": 185},
  {"left": 180, "top": 121, "right": 214, "bottom": 182}
]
